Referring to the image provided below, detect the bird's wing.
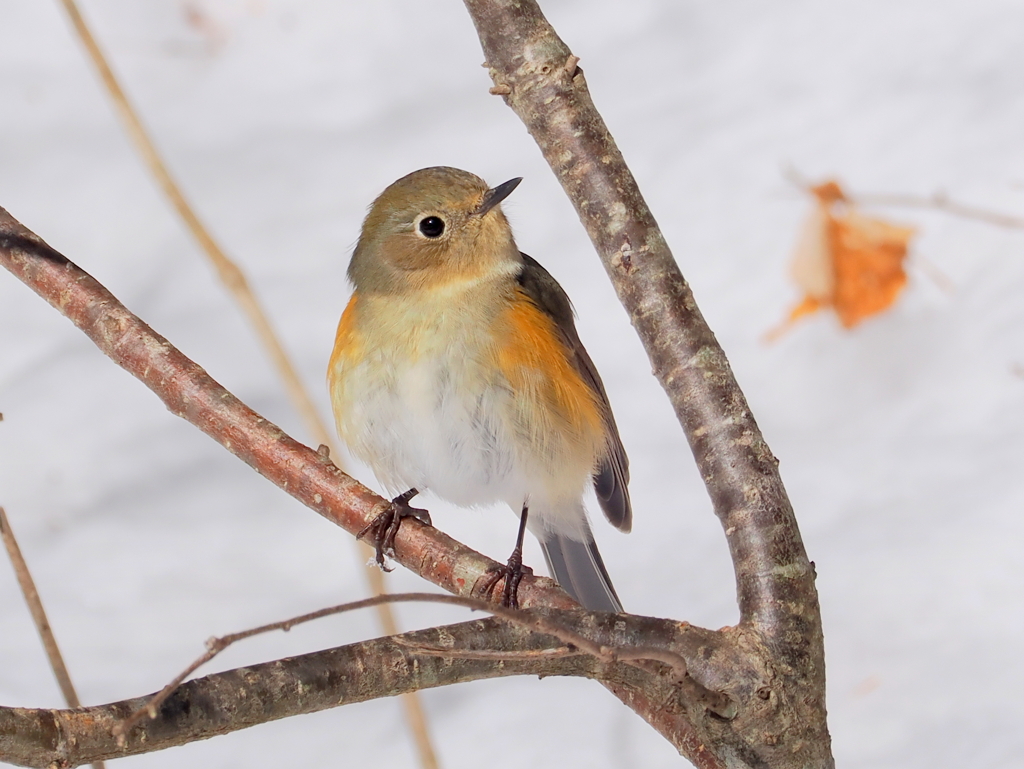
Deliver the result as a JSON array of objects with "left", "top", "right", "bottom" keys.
[{"left": 515, "top": 253, "right": 632, "bottom": 532}]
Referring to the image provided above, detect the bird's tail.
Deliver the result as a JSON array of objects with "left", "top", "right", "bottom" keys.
[{"left": 539, "top": 531, "right": 622, "bottom": 612}]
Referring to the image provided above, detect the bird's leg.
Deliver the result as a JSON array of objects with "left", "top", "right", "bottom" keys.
[
  {"left": 502, "top": 506, "right": 530, "bottom": 608},
  {"left": 482, "top": 504, "right": 532, "bottom": 609},
  {"left": 357, "top": 488, "right": 431, "bottom": 571}
]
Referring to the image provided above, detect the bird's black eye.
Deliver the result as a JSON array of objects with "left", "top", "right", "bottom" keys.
[{"left": 418, "top": 216, "right": 445, "bottom": 238}]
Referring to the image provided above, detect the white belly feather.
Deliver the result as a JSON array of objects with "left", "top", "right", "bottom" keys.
[
  {"left": 329, "top": 287, "right": 596, "bottom": 539},
  {"left": 339, "top": 349, "right": 531, "bottom": 508}
]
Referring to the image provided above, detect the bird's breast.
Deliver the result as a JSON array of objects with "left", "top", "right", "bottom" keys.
[
  {"left": 329, "top": 288, "right": 517, "bottom": 503},
  {"left": 327, "top": 285, "right": 605, "bottom": 508}
]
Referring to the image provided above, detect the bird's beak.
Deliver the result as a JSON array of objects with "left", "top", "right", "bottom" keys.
[{"left": 477, "top": 177, "right": 523, "bottom": 216}]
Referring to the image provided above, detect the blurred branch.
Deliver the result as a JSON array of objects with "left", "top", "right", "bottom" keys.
[
  {"left": 0, "top": 509, "right": 81, "bottom": 709},
  {"left": 463, "top": 0, "right": 830, "bottom": 766},
  {"left": 54, "top": 2, "right": 436, "bottom": 763},
  {"left": 852, "top": 191, "right": 1024, "bottom": 229},
  {"left": 54, "top": 0, "right": 326, "bottom": 445},
  {"left": 784, "top": 167, "right": 1024, "bottom": 229},
  {"left": 0, "top": 508, "right": 105, "bottom": 769}
]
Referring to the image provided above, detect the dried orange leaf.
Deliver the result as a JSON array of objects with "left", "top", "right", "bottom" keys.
[
  {"left": 790, "top": 201, "right": 835, "bottom": 301},
  {"left": 763, "top": 296, "right": 823, "bottom": 343},
  {"left": 830, "top": 212, "right": 913, "bottom": 328},
  {"left": 772, "top": 178, "right": 914, "bottom": 336}
]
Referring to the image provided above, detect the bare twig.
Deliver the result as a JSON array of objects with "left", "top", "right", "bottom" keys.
[
  {"left": 115, "top": 592, "right": 730, "bottom": 742},
  {"left": 53, "top": 3, "right": 438, "bottom": 763},
  {"left": 3, "top": 615, "right": 653, "bottom": 768},
  {"left": 854, "top": 192, "right": 1024, "bottom": 229},
  {"left": 0, "top": 508, "right": 79, "bottom": 706},
  {"left": 0, "top": 507, "right": 106, "bottom": 769},
  {"left": 785, "top": 165, "right": 1024, "bottom": 229}
]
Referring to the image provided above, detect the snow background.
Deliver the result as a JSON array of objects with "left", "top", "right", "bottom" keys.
[{"left": 2, "top": 0, "right": 1023, "bottom": 766}]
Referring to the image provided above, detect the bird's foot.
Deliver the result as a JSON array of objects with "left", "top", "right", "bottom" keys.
[
  {"left": 357, "top": 488, "right": 430, "bottom": 571},
  {"left": 481, "top": 547, "right": 533, "bottom": 609}
]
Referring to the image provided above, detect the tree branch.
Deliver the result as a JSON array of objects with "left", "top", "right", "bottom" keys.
[
  {"left": 0, "top": 208, "right": 743, "bottom": 766},
  {"left": 0, "top": 208, "right": 573, "bottom": 612},
  {"left": 465, "top": 0, "right": 813, "bottom": 645},
  {"left": 111, "top": 592, "right": 733, "bottom": 742},
  {"left": 0, "top": 616, "right": 645, "bottom": 768},
  {"left": 0, "top": 596, "right": 745, "bottom": 769},
  {"left": 462, "top": 1, "right": 831, "bottom": 765}
]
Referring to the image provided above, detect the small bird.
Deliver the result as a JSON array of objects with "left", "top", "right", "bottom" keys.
[{"left": 328, "top": 167, "right": 631, "bottom": 611}]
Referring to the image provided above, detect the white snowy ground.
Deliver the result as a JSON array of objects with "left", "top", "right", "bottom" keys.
[{"left": 2, "top": 1, "right": 1023, "bottom": 767}]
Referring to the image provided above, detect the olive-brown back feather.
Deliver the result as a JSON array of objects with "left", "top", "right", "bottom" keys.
[{"left": 515, "top": 254, "right": 632, "bottom": 532}]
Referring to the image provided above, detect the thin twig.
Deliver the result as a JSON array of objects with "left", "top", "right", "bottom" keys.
[
  {"left": 54, "top": 2, "right": 437, "bottom": 765},
  {"left": 0, "top": 509, "right": 78, "bottom": 704},
  {"left": 115, "top": 591, "right": 729, "bottom": 742},
  {"left": 0, "top": 507, "right": 106, "bottom": 769},
  {"left": 785, "top": 165, "right": 1024, "bottom": 229},
  {"left": 854, "top": 191, "right": 1024, "bottom": 229}
]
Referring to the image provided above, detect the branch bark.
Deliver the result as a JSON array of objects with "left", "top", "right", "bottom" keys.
[
  {"left": 0, "top": 616, "right": 644, "bottom": 768},
  {"left": 463, "top": 1, "right": 831, "bottom": 766},
  {"left": 0, "top": 602, "right": 746, "bottom": 769},
  {"left": 0, "top": 210, "right": 573, "bottom": 612}
]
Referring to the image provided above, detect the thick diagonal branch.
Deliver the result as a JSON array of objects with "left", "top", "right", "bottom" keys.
[
  {"left": 0, "top": 208, "right": 575, "bottom": 611},
  {"left": 464, "top": 0, "right": 818, "bottom": 655},
  {"left": 462, "top": 2, "right": 830, "bottom": 766}
]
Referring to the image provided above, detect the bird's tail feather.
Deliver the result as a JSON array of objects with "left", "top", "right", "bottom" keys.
[{"left": 540, "top": 532, "right": 622, "bottom": 612}]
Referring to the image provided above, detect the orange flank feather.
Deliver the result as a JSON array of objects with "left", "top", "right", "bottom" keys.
[
  {"left": 329, "top": 293, "right": 362, "bottom": 369},
  {"left": 495, "top": 288, "right": 605, "bottom": 458}
]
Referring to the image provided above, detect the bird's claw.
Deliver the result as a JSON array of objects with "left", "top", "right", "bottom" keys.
[
  {"left": 357, "top": 489, "right": 430, "bottom": 571},
  {"left": 481, "top": 549, "right": 533, "bottom": 609}
]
